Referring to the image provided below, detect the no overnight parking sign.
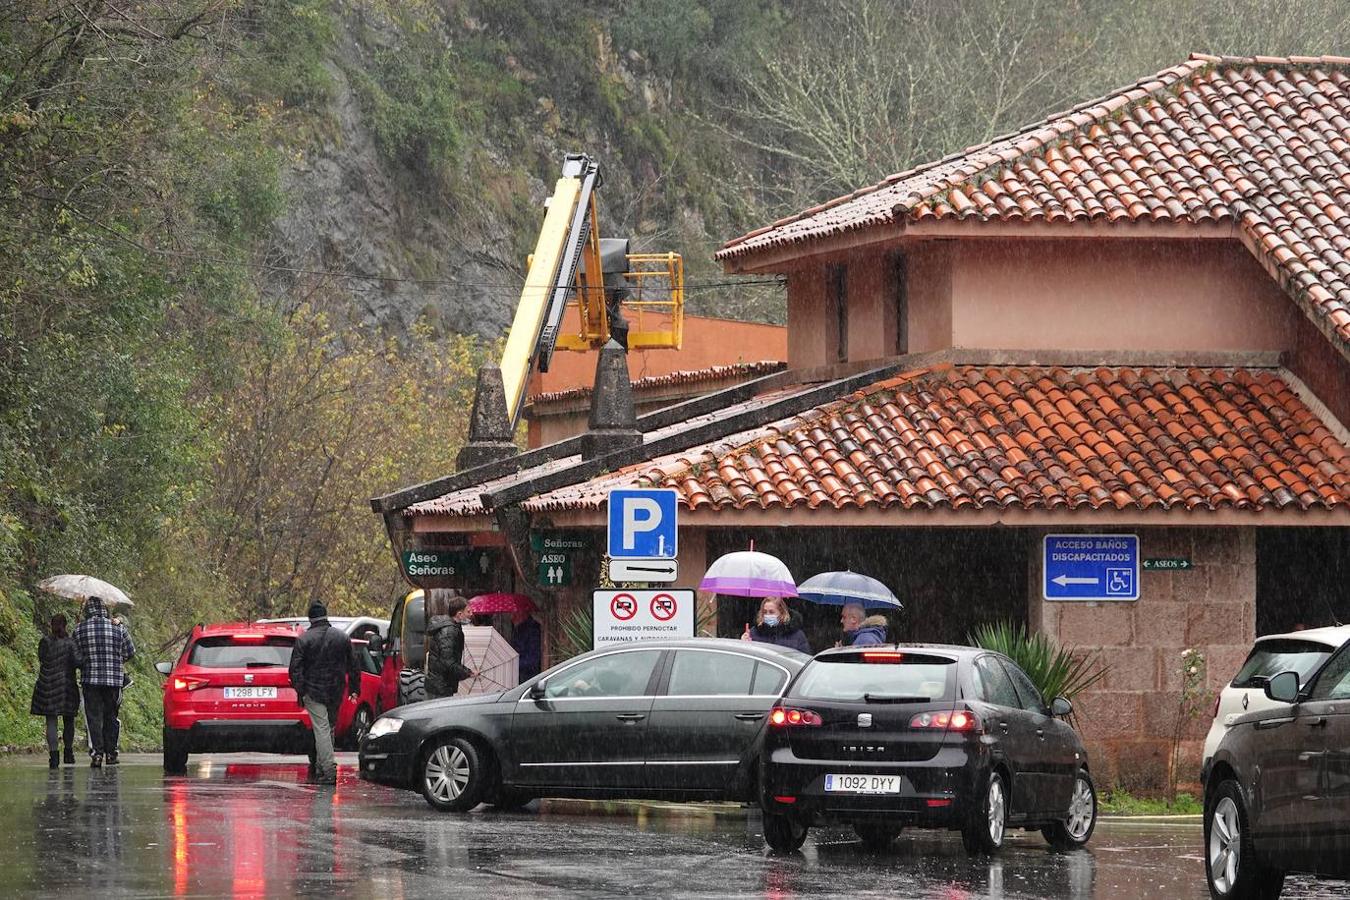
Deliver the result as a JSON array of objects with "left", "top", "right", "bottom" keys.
[{"left": 592, "top": 589, "right": 695, "bottom": 648}]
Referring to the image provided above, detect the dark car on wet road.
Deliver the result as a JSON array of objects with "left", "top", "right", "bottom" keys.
[
  {"left": 757, "top": 644, "right": 1097, "bottom": 854},
  {"left": 1203, "top": 636, "right": 1350, "bottom": 900},
  {"left": 359, "top": 637, "right": 808, "bottom": 810}
]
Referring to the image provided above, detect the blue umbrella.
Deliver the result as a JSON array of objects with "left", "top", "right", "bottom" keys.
[{"left": 797, "top": 571, "right": 902, "bottom": 609}]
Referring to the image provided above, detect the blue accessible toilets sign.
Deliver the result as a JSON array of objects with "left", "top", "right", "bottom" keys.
[{"left": 1042, "top": 534, "right": 1140, "bottom": 601}]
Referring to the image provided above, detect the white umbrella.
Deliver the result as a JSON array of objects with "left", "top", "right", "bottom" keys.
[
  {"left": 456, "top": 625, "right": 520, "bottom": 696},
  {"left": 699, "top": 550, "right": 797, "bottom": 598},
  {"left": 38, "top": 574, "right": 134, "bottom": 611}
]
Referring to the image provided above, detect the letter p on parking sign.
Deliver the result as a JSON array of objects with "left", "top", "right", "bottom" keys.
[{"left": 607, "top": 489, "right": 677, "bottom": 559}]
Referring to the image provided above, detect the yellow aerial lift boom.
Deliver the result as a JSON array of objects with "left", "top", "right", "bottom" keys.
[{"left": 496, "top": 153, "right": 684, "bottom": 428}]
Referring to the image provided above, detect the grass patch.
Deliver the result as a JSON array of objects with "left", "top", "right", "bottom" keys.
[{"left": 1100, "top": 789, "right": 1202, "bottom": 816}]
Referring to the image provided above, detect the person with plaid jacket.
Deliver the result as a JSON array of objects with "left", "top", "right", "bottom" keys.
[{"left": 72, "top": 596, "right": 134, "bottom": 767}]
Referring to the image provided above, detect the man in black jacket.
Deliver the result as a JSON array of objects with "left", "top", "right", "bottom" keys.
[
  {"left": 288, "top": 602, "right": 358, "bottom": 784},
  {"left": 425, "top": 593, "right": 476, "bottom": 699}
]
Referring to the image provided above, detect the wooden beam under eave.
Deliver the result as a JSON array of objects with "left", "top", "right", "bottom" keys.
[
  {"left": 410, "top": 514, "right": 501, "bottom": 534},
  {"left": 518, "top": 505, "right": 1349, "bottom": 529},
  {"left": 720, "top": 219, "right": 1240, "bottom": 275}
]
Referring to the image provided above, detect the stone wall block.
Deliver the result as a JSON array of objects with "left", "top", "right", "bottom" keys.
[
  {"left": 1074, "top": 690, "right": 1145, "bottom": 741},
  {"left": 1140, "top": 570, "right": 1174, "bottom": 602},
  {"left": 1057, "top": 603, "right": 1135, "bottom": 647},
  {"left": 1185, "top": 601, "right": 1249, "bottom": 647},
  {"left": 1142, "top": 530, "right": 1194, "bottom": 559},
  {"left": 1134, "top": 600, "right": 1189, "bottom": 649},
  {"left": 1100, "top": 646, "right": 1160, "bottom": 692},
  {"left": 1193, "top": 528, "right": 1242, "bottom": 565},
  {"left": 1206, "top": 564, "right": 1256, "bottom": 604}
]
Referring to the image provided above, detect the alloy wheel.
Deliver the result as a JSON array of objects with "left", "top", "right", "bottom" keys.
[
  {"left": 988, "top": 777, "right": 1006, "bottom": 844},
  {"left": 425, "top": 744, "right": 471, "bottom": 803},
  {"left": 1066, "top": 776, "right": 1094, "bottom": 841},
  {"left": 1209, "top": 796, "right": 1241, "bottom": 894}
]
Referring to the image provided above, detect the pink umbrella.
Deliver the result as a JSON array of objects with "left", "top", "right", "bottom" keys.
[{"left": 468, "top": 593, "right": 535, "bottom": 616}]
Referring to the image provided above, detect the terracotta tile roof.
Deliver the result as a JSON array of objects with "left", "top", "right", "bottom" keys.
[
  {"left": 716, "top": 54, "right": 1350, "bottom": 355},
  {"left": 523, "top": 365, "right": 1350, "bottom": 514},
  {"left": 528, "top": 360, "right": 786, "bottom": 407}
]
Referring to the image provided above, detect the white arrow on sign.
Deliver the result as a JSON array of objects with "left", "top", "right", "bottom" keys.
[
  {"left": 1052, "top": 575, "right": 1100, "bottom": 587},
  {"left": 610, "top": 558, "right": 678, "bottom": 584}
]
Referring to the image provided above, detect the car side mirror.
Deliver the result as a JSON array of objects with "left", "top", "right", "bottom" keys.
[
  {"left": 1265, "top": 670, "right": 1300, "bottom": 703},
  {"left": 155, "top": 661, "right": 172, "bottom": 676},
  {"left": 1051, "top": 696, "right": 1073, "bottom": 717},
  {"left": 529, "top": 678, "right": 548, "bottom": 700},
  {"left": 367, "top": 635, "right": 384, "bottom": 655}
]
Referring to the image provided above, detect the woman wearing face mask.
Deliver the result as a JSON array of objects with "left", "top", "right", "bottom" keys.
[{"left": 740, "top": 597, "right": 811, "bottom": 654}]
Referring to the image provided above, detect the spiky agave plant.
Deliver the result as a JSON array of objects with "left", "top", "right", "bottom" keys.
[
  {"left": 555, "top": 602, "right": 594, "bottom": 661},
  {"left": 969, "top": 621, "right": 1107, "bottom": 725}
]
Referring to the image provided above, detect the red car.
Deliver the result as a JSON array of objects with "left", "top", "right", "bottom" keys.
[{"left": 156, "top": 623, "right": 385, "bottom": 773}]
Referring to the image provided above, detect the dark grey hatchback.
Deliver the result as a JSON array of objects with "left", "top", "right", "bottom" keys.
[
  {"left": 358, "top": 637, "right": 808, "bottom": 811},
  {"left": 1203, "top": 636, "right": 1350, "bottom": 900},
  {"left": 759, "top": 645, "right": 1096, "bottom": 854}
]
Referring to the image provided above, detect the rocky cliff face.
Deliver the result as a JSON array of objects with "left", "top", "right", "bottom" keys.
[{"left": 262, "top": 4, "right": 753, "bottom": 340}]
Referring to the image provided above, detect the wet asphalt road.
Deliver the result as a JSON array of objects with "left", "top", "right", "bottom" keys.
[{"left": 0, "top": 754, "right": 1344, "bottom": 899}]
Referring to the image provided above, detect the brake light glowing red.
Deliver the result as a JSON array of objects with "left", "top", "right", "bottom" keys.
[
  {"left": 909, "top": 710, "right": 979, "bottom": 731},
  {"left": 772, "top": 795, "right": 797, "bottom": 804},
  {"left": 862, "top": 651, "right": 904, "bottom": 662},
  {"left": 768, "top": 706, "right": 822, "bottom": 727},
  {"left": 926, "top": 798, "right": 952, "bottom": 807},
  {"left": 172, "top": 676, "right": 208, "bottom": 692},
  {"left": 232, "top": 634, "right": 267, "bottom": 643}
]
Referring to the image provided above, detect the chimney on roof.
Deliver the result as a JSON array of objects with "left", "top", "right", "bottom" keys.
[
  {"left": 580, "top": 338, "right": 642, "bottom": 461},
  {"left": 455, "top": 363, "right": 518, "bottom": 471}
]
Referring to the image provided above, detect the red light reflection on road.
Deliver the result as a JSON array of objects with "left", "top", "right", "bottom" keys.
[{"left": 171, "top": 781, "right": 189, "bottom": 897}]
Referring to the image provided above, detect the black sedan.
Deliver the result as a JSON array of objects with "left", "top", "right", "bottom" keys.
[
  {"left": 359, "top": 637, "right": 809, "bottom": 811},
  {"left": 1203, "top": 638, "right": 1350, "bottom": 900},
  {"left": 759, "top": 644, "right": 1096, "bottom": 853}
]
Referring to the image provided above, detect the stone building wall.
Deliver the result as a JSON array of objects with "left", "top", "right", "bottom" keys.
[{"left": 1029, "top": 527, "right": 1256, "bottom": 790}]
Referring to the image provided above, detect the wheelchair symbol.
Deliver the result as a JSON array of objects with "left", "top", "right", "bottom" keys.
[{"left": 1106, "top": 568, "right": 1133, "bottom": 596}]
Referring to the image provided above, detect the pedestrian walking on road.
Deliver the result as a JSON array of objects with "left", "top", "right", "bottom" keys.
[
  {"left": 741, "top": 597, "right": 811, "bottom": 654},
  {"left": 72, "top": 596, "right": 134, "bottom": 767},
  {"left": 839, "top": 602, "right": 888, "bottom": 647},
  {"left": 31, "top": 613, "right": 80, "bottom": 768},
  {"left": 425, "top": 592, "right": 476, "bottom": 700},
  {"left": 288, "top": 602, "right": 359, "bottom": 785}
]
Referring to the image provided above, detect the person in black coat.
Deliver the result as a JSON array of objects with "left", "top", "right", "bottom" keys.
[
  {"left": 510, "top": 608, "right": 542, "bottom": 682},
  {"left": 425, "top": 593, "right": 476, "bottom": 699},
  {"left": 741, "top": 597, "right": 811, "bottom": 655},
  {"left": 31, "top": 614, "right": 80, "bottom": 768},
  {"left": 288, "top": 602, "right": 359, "bottom": 784}
]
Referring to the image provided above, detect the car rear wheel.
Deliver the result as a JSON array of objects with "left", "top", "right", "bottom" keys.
[
  {"left": 420, "top": 737, "right": 487, "bottom": 812},
  {"left": 399, "top": 668, "right": 426, "bottom": 705},
  {"left": 763, "top": 813, "right": 808, "bottom": 853},
  {"left": 162, "top": 729, "right": 189, "bottom": 774},
  {"left": 1043, "top": 769, "right": 1098, "bottom": 850},
  {"left": 962, "top": 770, "right": 1008, "bottom": 854},
  {"left": 1205, "top": 780, "right": 1285, "bottom": 900},
  {"left": 853, "top": 823, "right": 902, "bottom": 851}
]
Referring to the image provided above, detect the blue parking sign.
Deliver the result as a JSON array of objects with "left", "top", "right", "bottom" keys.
[
  {"left": 1043, "top": 534, "right": 1139, "bottom": 601},
  {"left": 607, "top": 489, "right": 678, "bottom": 559}
]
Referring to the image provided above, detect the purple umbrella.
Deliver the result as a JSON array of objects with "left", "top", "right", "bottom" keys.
[{"left": 699, "top": 551, "right": 797, "bottom": 598}]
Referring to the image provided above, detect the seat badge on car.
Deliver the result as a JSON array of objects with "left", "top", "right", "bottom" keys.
[
  {"left": 858, "top": 713, "right": 872, "bottom": 728},
  {"left": 244, "top": 673, "right": 254, "bottom": 684}
]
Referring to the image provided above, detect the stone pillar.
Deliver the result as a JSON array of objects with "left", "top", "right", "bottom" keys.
[
  {"left": 456, "top": 364, "right": 518, "bottom": 471},
  {"left": 674, "top": 528, "right": 712, "bottom": 635},
  {"left": 580, "top": 339, "right": 642, "bottom": 461}
]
